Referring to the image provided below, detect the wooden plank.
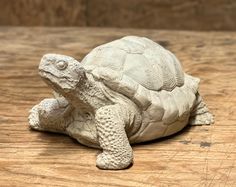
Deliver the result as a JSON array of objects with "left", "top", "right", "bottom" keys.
[{"left": 0, "top": 27, "right": 235, "bottom": 186}]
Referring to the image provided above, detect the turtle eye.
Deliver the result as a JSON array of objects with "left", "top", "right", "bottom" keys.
[{"left": 56, "top": 60, "right": 68, "bottom": 70}]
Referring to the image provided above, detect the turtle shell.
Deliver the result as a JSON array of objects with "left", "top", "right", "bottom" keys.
[
  {"left": 81, "top": 36, "right": 199, "bottom": 142},
  {"left": 82, "top": 36, "right": 184, "bottom": 92},
  {"left": 81, "top": 36, "right": 187, "bottom": 109}
]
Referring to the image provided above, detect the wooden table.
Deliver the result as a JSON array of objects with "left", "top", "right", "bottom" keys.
[{"left": 0, "top": 27, "right": 235, "bottom": 187}]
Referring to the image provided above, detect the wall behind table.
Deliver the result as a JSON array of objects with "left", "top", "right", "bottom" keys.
[
  {"left": 0, "top": 0, "right": 86, "bottom": 26},
  {"left": 0, "top": 0, "right": 236, "bottom": 30}
]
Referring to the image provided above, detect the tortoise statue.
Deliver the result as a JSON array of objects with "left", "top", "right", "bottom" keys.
[{"left": 29, "top": 36, "right": 214, "bottom": 170}]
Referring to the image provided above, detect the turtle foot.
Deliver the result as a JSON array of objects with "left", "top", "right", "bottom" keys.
[
  {"left": 28, "top": 104, "right": 43, "bottom": 131},
  {"left": 96, "top": 151, "right": 132, "bottom": 170}
]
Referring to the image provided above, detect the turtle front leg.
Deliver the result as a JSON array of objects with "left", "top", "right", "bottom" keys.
[
  {"left": 29, "top": 97, "right": 73, "bottom": 133},
  {"left": 95, "top": 104, "right": 133, "bottom": 170}
]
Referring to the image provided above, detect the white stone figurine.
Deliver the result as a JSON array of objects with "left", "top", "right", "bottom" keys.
[{"left": 29, "top": 36, "right": 214, "bottom": 170}]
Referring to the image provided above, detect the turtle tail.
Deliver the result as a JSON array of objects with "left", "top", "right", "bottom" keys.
[{"left": 189, "top": 92, "right": 214, "bottom": 125}]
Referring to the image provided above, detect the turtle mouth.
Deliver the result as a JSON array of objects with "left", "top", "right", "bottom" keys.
[
  {"left": 39, "top": 69, "right": 59, "bottom": 79},
  {"left": 39, "top": 70, "right": 79, "bottom": 94},
  {"left": 39, "top": 70, "right": 67, "bottom": 93},
  {"left": 39, "top": 70, "right": 59, "bottom": 88}
]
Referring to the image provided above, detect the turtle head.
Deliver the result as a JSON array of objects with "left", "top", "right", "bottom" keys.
[{"left": 39, "top": 54, "right": 87, "bottom": 94}]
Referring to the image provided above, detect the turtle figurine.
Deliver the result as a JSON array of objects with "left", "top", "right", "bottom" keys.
[{"left": 29, "top": 36, "right": 214, "bottom": 170}]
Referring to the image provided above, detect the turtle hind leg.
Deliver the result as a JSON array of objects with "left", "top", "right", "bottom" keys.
[
  {"left": 189, "top": 93, "right": 214, "bottom": 125},
  {"left": 189, "top": 110, "right": 214, "bottom": 125}
]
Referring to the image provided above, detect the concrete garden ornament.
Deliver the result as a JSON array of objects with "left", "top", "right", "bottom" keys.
[{"left": 29, "top": 36, "right": 214, "bottom": 170}]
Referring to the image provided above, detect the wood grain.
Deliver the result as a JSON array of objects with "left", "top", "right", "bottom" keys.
[{"left": 0, "top": 27, "right": 235, "bottom": 187}]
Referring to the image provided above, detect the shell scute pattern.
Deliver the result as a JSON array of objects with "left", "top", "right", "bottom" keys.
[
  {"left": 81, "top": 36, "right": 199, "bottom": 139},
  {"left": 159, "top": 90, "right": 179, "bottom": 124},
  {"left": 82, "top": 36, "right": 185, "bottom": 93},
  {"left": 83, "top": 47, "right": 127, "bottom": 72},
  {"left": 136, "top": 121, "right": 167, "bottom": 142},
  {"left": 103, "top": 37, "right": 145, "bottom": 54},
  {"left": 143, "top": 49, "right": 164, "bottom": 90},
  {"left": 172, "top": 87, "right": 190, "bottom": 118},
  {"left": 91, "top": 67, "right": 121, "bottom": 85},
  {"left": 133, "top": 85, "right": 152, "bottom": 110},
  {"left": 155, "top": 46, "right": 182, "bottom": 91},
  {"left": 122, "top": 36, "right": 146, "bottom": 50},
  {"left": 117, "top": 75, "right": 138, "bottom": 98},
  {"left": 168, "top": 51, "right": 185, "bottom": 86},
  {"left": 182, "top": 75, "right": 199, "bottom": 111},
  {"left": 184, "top": 74, "right": 200, "bottom": 94},
  {"left": 146, "top": 92, "right": 164, "bottom": 122},
  {"left": 164, "top": 114, "right": 189, "bottom": 137},
  {"left": 123, "top": 53, "right": 155, "bottom": 90}
]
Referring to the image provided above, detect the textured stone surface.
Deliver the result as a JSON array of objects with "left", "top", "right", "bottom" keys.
[
  {"left": 0, "top": 27, "right": 235, "bottom": 184},
  {"left": 28, "top": 36, "right": 213, "bottom": 169}
]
